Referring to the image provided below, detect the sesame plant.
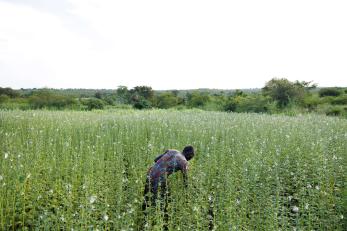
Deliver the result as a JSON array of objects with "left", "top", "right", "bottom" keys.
[{"left": 0, "top": 110, "right": 346, "bottom": 230}]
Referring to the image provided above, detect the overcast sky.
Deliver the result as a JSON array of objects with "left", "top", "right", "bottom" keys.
[{"left": 0, "top": 0, "right": 346, "bottom": 90}]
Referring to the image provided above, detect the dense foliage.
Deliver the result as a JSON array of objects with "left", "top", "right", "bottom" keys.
[
  {"left": 0, "top": 110, "right": 346, "bottom": 230},
  {"left": 1, "top": 79, "right": 347, "bottom": 118}
]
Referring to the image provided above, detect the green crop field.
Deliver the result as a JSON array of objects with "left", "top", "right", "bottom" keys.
[{"left": 0, "top": 110, "right": 346, "bottom": 230}]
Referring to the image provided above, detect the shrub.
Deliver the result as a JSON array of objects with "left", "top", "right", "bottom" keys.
[
  {"left": 29, "top": 94, "right": 77, "bottom": 109},
  {"left": 186, "top": 91, "right": 210, "bottom": 108},
  {"left": 331, "top": 95, "right": 347, "bottom": 105},
  {"left": 325, "top": 106, "right": 342, "bottom": 116},
  {"left": 318, "top": 88, "right": 342, "bottom": 97},
  {"left": 303, "top": 95, "right": 321, "bottom": 111},
  {"left": 0, "top": 94, "right": 10, "bottom": 103},
  {"left": 156, "top": 92, "right": 178, "bottom": 109},
  {"left": 225, "top": 95, "right": 270, "bottom": 113},
  {"left": 133, "top": 99, "right": 152, "bottom": 109},
  {"left": 85, "top": 98, "right": 105, "bottom": 110},
  {"left": 224, "top": 99, "right": 237, "bottom": 112}
]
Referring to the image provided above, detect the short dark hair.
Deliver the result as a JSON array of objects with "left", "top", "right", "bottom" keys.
[{"left": 182, "top": 145, "right": 194, "bottom": 161}]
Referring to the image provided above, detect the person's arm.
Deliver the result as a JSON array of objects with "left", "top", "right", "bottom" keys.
[
  {"left": 183, "top": 171, "right": 188, "bottom": 188},
  {"left": 180, "top": 159, "right": 189, "bottom": 188},
  {"left": 154, "top": 150, "right": 169, "bottom": 162}
]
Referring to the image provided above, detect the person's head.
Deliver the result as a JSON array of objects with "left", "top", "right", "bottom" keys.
[{"left": 182, "top": 145, "right": 194, "bottom": 161}]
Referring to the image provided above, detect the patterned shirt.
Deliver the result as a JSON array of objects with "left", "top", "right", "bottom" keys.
[{"left": 147, "top": 149, "right": 188, "bottom": 191}]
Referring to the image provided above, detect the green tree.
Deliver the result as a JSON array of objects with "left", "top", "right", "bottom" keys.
[
  {"left": 116, "top": 86, "right": 130, "bottom": 104},
  {"left": 95, "top": 91, "right": 102, "bottom": 99},
  {"left": 133, "top": 99, "right": 152, "bottom": 109},
  {"left": 0, "top": 87, "right": 19, "bottom": 98},
  {"left": 130, "top": 86, "right": 154, "bottom": 102},
  {"left": 129, "top": 86, "right": 155, "bottom": 109},
  {"left": 156, "top": 92, "right": 178, "bottom": 109},
  {"left": 85, "top": 98, "right": 104, "bottom": 110},
  {"left": 186, "top": 91, "right": 210, "bottom": 108},
  {"left": 233, "top": 89, "right": 245, "bottom": 97},
  {"left": 262, "top": 78, "right": 308, "bottom": 108}
]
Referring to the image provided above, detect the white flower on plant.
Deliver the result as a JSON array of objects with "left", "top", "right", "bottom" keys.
[
  {"left": 341, "top": 215, "right": 344, "bottom": 219},
  {"left": 236, "top": 199, "right": 240, "bottom": 205},
  {"left": 292, "top": 206, "right": 299, "bottom": 213},
  {"left": 103, "top": 214, "right": 109, "bottom": 221},
  {"left": 66, "top": 183, "right": 72, "bottom": 193},
  {"left": 128, "top": 208, "right": 134, "bottom": 214},
  {"left": 305, "top": 203, "right": 309, "bottom": 210},
  {"left": 89, "top": 195, "right": 97, "bottom": 204},
  {"left": 307, "top": 184, "right": 312, "bottom": 189},
  {"left": 4, "top": 153, "right": 8, "bottom": 159},
  {"left": 315, "top": 185, "right": 320, "bottom": 190}
]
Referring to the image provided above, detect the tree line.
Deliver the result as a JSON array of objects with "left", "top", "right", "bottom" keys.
[{"left": 1, "top": 78, "right": 347, "bottom": 117}]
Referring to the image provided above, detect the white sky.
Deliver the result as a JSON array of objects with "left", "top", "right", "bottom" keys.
[{"left": 0, "top": 0, "right": 346, "bottom": 90}]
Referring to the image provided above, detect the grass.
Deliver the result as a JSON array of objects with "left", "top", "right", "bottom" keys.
[{"left": 0, "top": 109, "right": 346, "bottom": 230}]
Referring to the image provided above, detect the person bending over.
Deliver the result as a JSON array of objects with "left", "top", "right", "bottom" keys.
[{"left": 142, "top": 145, "right": 195, "bottom": 210}]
